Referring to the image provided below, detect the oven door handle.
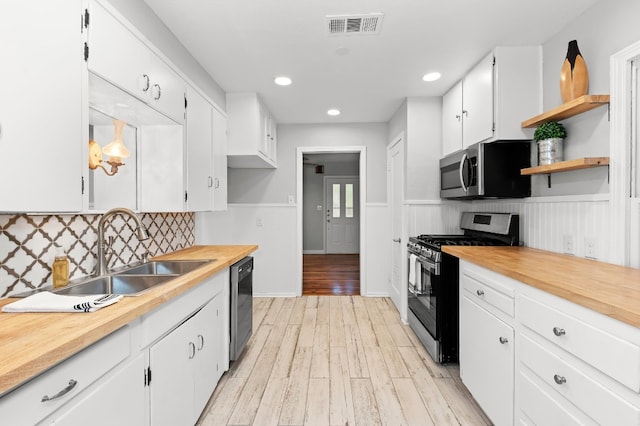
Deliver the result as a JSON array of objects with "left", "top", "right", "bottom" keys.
[{"left": 459, "top": 153, "right": 469, "bottom": 193}]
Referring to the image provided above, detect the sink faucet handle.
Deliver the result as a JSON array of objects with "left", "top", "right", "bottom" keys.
[
  {"left": 104, "top": 236, "right": 115, "bottom": 270},
  {"left": 141, "top": 245, "right": 150, "bottom": 263}
]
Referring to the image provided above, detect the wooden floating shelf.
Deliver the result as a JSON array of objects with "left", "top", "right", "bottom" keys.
[
  {"left": 521, "top": 95, "right": 610, "bottom": 128},
  {"left": 521, "top": 157, "right": 609, "bottom": 175}
]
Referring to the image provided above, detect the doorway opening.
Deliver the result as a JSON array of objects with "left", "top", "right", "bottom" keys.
[{"left": 296, "top": 147, "right": 367, "bottom": 296}]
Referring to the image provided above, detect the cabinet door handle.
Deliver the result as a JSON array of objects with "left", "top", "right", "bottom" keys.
[
  {"left": 498, "top": 336, "right": 508, "bottom": 344},
  {"left": 208, "top": 176, "right": 213, "bottom": 188},
  {"left": 476, "top": 289, "right": 484, "bottom": 296},
  {"left": 552, "top": 327, "right": 566, "bottom": 337},
  {"left": 553, "top": 374, "right": 567, "bottom": 385},
  {"left": 455, "top": 114, "right": 461, "bottom": 121},
  {"left": 214, "top": 177, "right": 220, "bottom": 189},
  {"left": 152, "top": 84, "right": 161, "bottom": 100},
  {"left": 188, "top": 341, "right": 196, "bottom": 359},
  {"left": 139, "top": 74, "right": 150, "bottom": 92},
  {"left": 392, "top": 238, "right": 401, "bottom": 243},
  {"left": 462, "top": 110, "right": 468, "bottom": 117},
  {"left": 197, "top": 334, "right": 204, "bottom": 351},
  {"left": 41, "top": 379, "right": 78, "bottom": 403}
]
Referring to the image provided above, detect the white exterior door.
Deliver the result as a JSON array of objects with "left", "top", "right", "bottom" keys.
[
  {"left": 388, "top": 137, "right": 405, "bottom": 315},
  {"left": 325, "top": 177, "right": 359, "bottom": 254}
]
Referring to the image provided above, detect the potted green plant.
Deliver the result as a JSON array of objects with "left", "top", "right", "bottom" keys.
[{"left": 534, "top": 121, "right": 567, "bottom": 165}]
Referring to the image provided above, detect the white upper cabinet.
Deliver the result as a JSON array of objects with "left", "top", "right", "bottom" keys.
[
  {"left": 441, "top": 46, "right": 541, "bottom": 157},
  {"left": 212, "top": 108, "right": 228, "bottom": 211},
  {"left": 227, "top": 92, "right": 277, "bottom": 168},
  {"left": 0, "top": 0, "right": 84, "bottom": 213},
  {"left": 442, "top": 81, "right": 463, "bottom": 157},
  {"left": 87, "top": 0, "right": 185, "bottom": 124},
  {"left": 185, "top": 86, "right": 228, "bottom": 212},
  {"left": 186, "top": 85, "right": 213, "bottom": 212}
]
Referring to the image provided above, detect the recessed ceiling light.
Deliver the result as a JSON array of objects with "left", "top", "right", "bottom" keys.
[
  {"left": 327, "top": 108, "right": 341, "bottom": 116},
  {"left": 274, "top": 76, "right": 292, "bottom": 86},
  {"left": 422, "top": 72, "right": 441, "bottom": 82}
]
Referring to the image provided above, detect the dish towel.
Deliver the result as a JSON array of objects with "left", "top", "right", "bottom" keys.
[{"left": 2, "top": 292, "right": 123, "bottom": 313}]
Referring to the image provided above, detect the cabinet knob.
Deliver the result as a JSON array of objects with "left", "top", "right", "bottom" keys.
[
  {"left": 197, "top": 334, "right": 204, "bottom": 351},
  {"left": 152, "top": 84, "right": 161, "bottom": 100},
  {"left": 552, "top": 327, "right": 566, "bottom": 337},
  {"left": 476, "top": 289, "right": 485, "bottom": 296},
  {"left": 553, "top": 374, "right": 567, "bottom": 385},
  {"left": 498, "top": 336, "right": 508, "bottom": 344},
  {"left": 139, "top": 74, "right": 150, "bottom": 92}
]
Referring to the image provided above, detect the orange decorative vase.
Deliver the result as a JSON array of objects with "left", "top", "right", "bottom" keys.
[{"left": 560, "top": 40, "right": 589, "bottom": 103}]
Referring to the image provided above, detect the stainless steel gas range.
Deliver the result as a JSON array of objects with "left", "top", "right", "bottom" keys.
[{"left": 407, "top": 212, "right": 519, "bottom": 363}]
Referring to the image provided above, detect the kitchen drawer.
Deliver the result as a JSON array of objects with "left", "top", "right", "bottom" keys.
[
  {"left": 0, "top": 325, "right": 130, "bottom": 425},
  {"left": 518, "top": 293, "right": 640, "bottom": 392},
  {"left": 520, "top": 332, "right": 640, "bottom": 425},
  {"left": 462, "top": 267, "right": 514, "bottom": 317},
  {"left": 518, "top": 368, "right": 592, "bottom": 426}
]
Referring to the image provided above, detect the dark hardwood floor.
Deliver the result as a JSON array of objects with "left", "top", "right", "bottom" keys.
[{"left": 302, "top": 254, "right": 360, "bottom": 296}]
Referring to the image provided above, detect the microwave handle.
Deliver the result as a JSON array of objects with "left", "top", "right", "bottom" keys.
[{"left": 459, "top": 153, "right": 469, "bottom": 193}]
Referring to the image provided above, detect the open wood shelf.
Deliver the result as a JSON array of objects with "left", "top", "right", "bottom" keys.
[
  {"left": 521, "top": 157, "right": 609, "bottom": 175},
  {"left": 521, "top": 95, "right": 610, "bottom": 128}
]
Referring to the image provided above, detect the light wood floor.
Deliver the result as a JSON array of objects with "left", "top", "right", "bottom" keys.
[
  {"left": 303, "top": 255, "right": 360, "bottom": 296},
  {"left": 198, "top": 296, "right": 490, "bottom": 425}
]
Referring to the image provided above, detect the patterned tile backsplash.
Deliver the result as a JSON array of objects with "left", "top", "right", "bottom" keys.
[{"left": 0, "top": 212, "right": 194, "bottom": 297}]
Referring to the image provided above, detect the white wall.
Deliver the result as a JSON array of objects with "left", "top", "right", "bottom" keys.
[
  {"left": 531, "top": 0, "right": 640, "bottom": 196},
  {"left": 406, "top": 97, "right": 442, "bottom": 200},
  {"left": 228, "top": 123, "right": 388, "bottom": 203}
]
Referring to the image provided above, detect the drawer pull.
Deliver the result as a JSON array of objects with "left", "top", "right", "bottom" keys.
[
  {"left": 499, "top": 336, "right": 509, "bottom": 344},
  {"left": 476, "top": 289, "right": 485, "bottom": 296},
  {"left": 553, "top": 374, "right": 567, "bottom": 385},
  {"left": 41, "top": 379, "right": 78, "bottom": 402},
  {"left": 197, "top": 334, "right": 204, "bottom": 351},
  {"left": 552, "top": 327, "right": 566, "bottom": 337},
  {"left": 188, "top": 342, "right": 196, "bottom": 359}
]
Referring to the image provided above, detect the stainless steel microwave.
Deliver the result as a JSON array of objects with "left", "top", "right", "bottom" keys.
[{"left": 440, "top": 141, "right": 531, "bottom": 199}]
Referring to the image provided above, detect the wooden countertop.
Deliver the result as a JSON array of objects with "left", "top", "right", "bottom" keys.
[
  {"left": 443, "top": 246, "right": 640, "bottom": 328},
  {"left": 0, "top": 245, "right": 257, "bottom": 396}
]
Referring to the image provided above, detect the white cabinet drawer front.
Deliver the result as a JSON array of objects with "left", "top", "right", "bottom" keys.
[
  {"left": 520, "top": 333, "right": 640, "bottom": 425},
  {"left": 462, "top": 268, "right": 514, "bottom": 317},
  {"left": 519, "top": 369, "right": 593, "bottom": 426},
  {"left": 0, "top": 326, "right": 130, "bottom": 425},
  {"left": 518, "top": 294, "right": 640, "bottom": 392}
]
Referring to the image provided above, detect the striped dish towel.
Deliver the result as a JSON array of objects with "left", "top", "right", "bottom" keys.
[{"left": 2, "top": 292, "right": 123, "bottom": 313}]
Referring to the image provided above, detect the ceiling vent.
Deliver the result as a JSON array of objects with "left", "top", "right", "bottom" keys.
[{"left": 326, "top": 13, "right": 384, "bottom": 36}]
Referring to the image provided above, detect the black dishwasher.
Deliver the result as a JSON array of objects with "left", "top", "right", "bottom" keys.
[{"left": 230, "top": 256, "right": 253, "bottom": 361}]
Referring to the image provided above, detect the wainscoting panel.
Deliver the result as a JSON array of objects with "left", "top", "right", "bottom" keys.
[{"left": 407, "top": 196, "right": 611, "bottom": 263}]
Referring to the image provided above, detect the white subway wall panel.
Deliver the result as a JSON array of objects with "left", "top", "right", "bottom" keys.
[{"left": 407, "top": 197, "right": 611, "bottom": 262}]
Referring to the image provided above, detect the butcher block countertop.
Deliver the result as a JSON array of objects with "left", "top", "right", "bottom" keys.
[
  {"left": 0, "top": 245, "right": 257, "bottom": 396},
  {"left": 443, "top": 246, "right": 640, "bottom": 329}
]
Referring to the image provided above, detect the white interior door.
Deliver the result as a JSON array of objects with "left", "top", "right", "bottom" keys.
[
  {"left": 388, "top": 136, "right": 405, "bottom": 315},
  {"left": 325, "top": 177, "right": 359, "bottom": 254}
]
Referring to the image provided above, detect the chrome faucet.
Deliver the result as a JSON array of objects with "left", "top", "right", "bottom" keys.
[{"left": 97, "top": 207, "right": 150, "bottom": 276}]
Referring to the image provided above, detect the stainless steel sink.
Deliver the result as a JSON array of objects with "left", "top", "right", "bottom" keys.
[
  {"left": 54, "top": 274, "right": 177, "bottom": 296},
  {"left": 119, "top": 260, "right": 213, "bottom": 276}
]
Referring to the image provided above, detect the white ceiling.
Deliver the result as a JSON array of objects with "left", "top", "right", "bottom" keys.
[{"left": 144, "top": 0, "right": 599, "bottom": 124}]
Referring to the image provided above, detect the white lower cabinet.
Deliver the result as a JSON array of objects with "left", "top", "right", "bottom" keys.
[
  {"left": 149, "top": 294, "right": 224, "bottom": 426},
  {"left": 49, "top": 352, "right": 146, "bottom": 425},
  {"left": 0, "top": 269, "right": 230, "bottom": 426},
  {"left": 460, "top": 294, "right": 514, "bottom": 426},
  {"left": 459, "top": 260, "right": 640, "bottom": 426}
]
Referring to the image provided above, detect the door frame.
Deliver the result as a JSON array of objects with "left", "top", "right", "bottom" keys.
[
  {"left": 296, "top": 146, "right": 367, "bottom": 296},
  {"left": 324, "top": 175, "right": 360, "bottom": 254},
  {"left": 610, "top": 38, "right": 640, "bottom": 266}
]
